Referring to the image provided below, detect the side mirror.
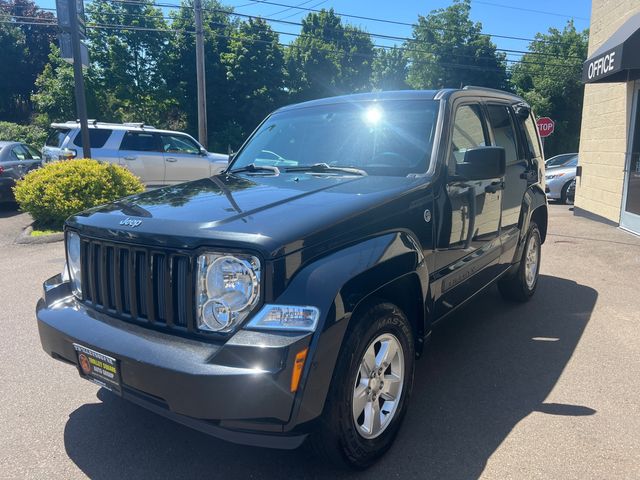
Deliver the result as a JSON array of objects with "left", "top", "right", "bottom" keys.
[
  {"left": 199, "top": 147, "right": 208, "bottom": 156},
  {"left": 513, "top": 103, "right": 531, "bottom": 120},
  {"left": 456, "top": 146, "right": 506, "bottom": 180}
]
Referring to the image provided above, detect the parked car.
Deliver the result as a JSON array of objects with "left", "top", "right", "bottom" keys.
[
  {"left": 545, "top": 156, "right": 578, "bottom": 204},
  {"left": 42, "top": 121, "right": 228, "bottom": 186},
  {"left": 36, "top": 88, "right": 548, "bottom": 469},
  {"left": 545, "top": 152, "right": 577, "bottom": 169},
  {"left": 0, "top": 141, "right": 42, "bottom": 203}
]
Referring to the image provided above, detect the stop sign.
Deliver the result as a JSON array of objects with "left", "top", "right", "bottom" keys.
[{"left": 537, "top": 117, "right": 555, "bottom": 138}]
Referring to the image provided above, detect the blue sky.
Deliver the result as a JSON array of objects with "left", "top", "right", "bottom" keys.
[{"left": 36, "top": 0, "right": 593, "bottom": 59}]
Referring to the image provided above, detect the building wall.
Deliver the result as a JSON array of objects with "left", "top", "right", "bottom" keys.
[{"left": 576, "top": 0, "right": 640, "bottom": 222}]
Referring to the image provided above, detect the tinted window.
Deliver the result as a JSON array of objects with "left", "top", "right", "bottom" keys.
[
  {"left": 486, "top": 105, "right": 518, "bottom": 165},
  {"left": 546, "top": 153, "right": 576, "bottom": 168},
  {"left": 522, "top": 115, "right": 543, "bottom": 159},
  {"left": 120, "top": 132, "right": 161, "bottom": 152},
  {"left": 73, "top": 129, "right": 113, "bottom": 149},
  {"left": 451, "top": 104, "right": 486, "bottom": 164},
  {"left": 24, "top": 145, "right": 41, "bottom": 159},
  {"left": 45, "top": 128, "right": 70, "bottom": 147},
  {"left": 231, "top": 100, "right": 439, "bottom": 177},
  {"left": 160, "top": 134, "right": 200, "bottom": 154},
  {"left": 565, "top": 157, "right": 578, "bottom": 167}
]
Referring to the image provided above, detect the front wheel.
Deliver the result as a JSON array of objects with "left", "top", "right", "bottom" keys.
[
  {"left": 310, "top": 302, "right": 415, "bottom": 469},
  {"left": 498, "top": 222, "right": 542, "bottom": 302}
]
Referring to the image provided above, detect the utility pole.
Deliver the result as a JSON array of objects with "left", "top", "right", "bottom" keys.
[
  {"left": 67, "top": 0, "right": 91, "bottom": 159},
  {"left": 194, "top": 0, "right": 208, "bottom": 149}
]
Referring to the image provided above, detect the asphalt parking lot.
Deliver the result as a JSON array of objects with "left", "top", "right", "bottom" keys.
[{"left": 1, "top": 202, "right": 639, "bottom": 479}]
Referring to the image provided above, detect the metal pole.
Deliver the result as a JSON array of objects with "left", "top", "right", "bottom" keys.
[
  {"left": 194, "top": 0, "right": 208, "bottom": 149},
  {"left": 68, "top": 0, "right": 91, "bottom": 159}
]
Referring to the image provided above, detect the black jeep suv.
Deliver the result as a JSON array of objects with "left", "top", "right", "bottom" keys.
[{"left": 37, "top": 88, "right": 547, "bottom": 469}]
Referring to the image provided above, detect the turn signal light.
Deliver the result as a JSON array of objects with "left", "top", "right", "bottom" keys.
[{"left": 290, "top": 347, "right": 308, "bottom": 393}]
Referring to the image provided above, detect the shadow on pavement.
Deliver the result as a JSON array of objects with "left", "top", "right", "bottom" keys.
[
  {"left": 64, "top": 275, "right": 596, "bottom": 479},
  {"left": 0, "top": 202, "right": 20, "bottom": 218}
]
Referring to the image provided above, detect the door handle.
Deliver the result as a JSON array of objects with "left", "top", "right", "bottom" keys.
[
  {"left": 485, "top": 181, "right": 504, "bottom": 194},
  {"left": 165, "top": 157, "right": 177, "bottom": 162},
  {"left": 123, "top": 156, "right": 136, "bottom": 161}
]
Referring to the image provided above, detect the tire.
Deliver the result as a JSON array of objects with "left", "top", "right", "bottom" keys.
[
  {"left": 310, "top": 302, "right": 415, "bottom": 469},
  {"left": 560, "top": 179, "right": 575, "bottom": 205},
  {"left": 498, "top": 222, "right": 542, "bottom": 302}
]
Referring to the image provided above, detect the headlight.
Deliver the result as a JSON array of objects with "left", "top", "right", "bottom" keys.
[
  {"left": 545, "top": 173, "right": 565, "bottom": 180},
  {"left": 66, "top": 231, "right": 82, "bottom": 296},
  {"left": 196, "top": 253, "right": 260, "bottom": 332}
]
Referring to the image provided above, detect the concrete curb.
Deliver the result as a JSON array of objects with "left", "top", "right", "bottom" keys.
[{"left": 15, "top": 224, "right": 64, "bottom": 245}]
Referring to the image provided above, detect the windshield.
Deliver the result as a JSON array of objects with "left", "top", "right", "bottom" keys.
[
  {"left": 546, "top": 153, "right": 577, "bottom": 168},
  {"left": 231, "top": 100, "right": 439, "bottom": 176}
]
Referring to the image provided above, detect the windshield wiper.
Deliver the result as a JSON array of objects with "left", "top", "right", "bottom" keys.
[
  {"left": 229, "top": 163, "right": 280, "bottom": 175},
  {"left": 285, "top": 163, "right": 367, "bottom": 176}
]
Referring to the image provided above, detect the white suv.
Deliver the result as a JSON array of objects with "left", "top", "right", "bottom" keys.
[{"left": 42, "top": 121, "right": 228, "bottom": 186}]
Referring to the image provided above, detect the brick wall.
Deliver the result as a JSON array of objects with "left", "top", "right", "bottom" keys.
[{"left": 575, "top": 0, "right": 639, "bottom": 222}]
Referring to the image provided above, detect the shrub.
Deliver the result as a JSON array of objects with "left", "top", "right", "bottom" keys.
[
  {"left": 14, "top": 159, "right": 145, "bottom": 229},
  {"left": 0, "top": 122, "right": 48, "bottom": 148}
]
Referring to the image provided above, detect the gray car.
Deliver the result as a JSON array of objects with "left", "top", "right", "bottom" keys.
[
  {"left": 545, "top": 156, "right": 577, "bottom": 204},
  {"left": 0, "top": 141, "right": 42, "bottom": 203},
  {"left": 42, "top": 122, "right": 228, "bottom": 187}
]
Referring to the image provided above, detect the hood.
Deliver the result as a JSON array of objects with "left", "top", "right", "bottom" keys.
[{"left": 68, "top": 173, "right": 429, "bottom": 258}]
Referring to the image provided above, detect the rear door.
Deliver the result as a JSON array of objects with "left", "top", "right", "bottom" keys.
[
  {"left": 159, "top": 133, "right": 210, "bottom": 184},
  {"left": 118, "top": 131, "right": 164, "bottom": 186}
]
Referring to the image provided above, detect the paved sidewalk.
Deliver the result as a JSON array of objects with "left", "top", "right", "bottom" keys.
[{"left": 0, "top": 204, "right": 639, "bottom": 479}]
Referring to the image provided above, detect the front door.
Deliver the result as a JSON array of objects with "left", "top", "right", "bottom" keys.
[
  {"left": 621, "top": 82, "right": 640, "bottom": 233},
  {"left": 118, "top": 131, "right": 165, "bottom": 186},
  {"left": 434, "top": 103, "right": 503, "bottom": 318}
]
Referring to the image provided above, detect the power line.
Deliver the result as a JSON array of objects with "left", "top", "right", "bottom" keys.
[
  {"left": 90, "top": 0, "right": 575, "bottom": 47},
  {"left": 470, "top": 0, "right": 589, "bottom": 21},
  {"left": 82, "top": 0, "right": 584, "bottom": 60}
]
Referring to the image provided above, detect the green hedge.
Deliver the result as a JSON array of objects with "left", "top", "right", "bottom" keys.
[
  {"left": 0, "top": 122, "right": 48, "bottom": 148},
  {"left": 14, "top": 159, "right": 145, "bottom": 229}
]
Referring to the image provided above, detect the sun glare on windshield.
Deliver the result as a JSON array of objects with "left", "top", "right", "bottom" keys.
[{"left": 363, "top": 106, "right": 383, "bottom": 125}]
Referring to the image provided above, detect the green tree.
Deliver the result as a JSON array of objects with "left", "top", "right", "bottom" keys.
[
  {"left": 406, "top": 0, "right": 508, "bottom": 90},
  {"left": 86, "top": 0, "right": 179, "bottom": 127},
  {"left": 510, "top": 21, "right": 588, "bottom": 156},
  {"left": 0, "top": 0, "right": 56, "bottom": 122},
  {"left": 285, "top": 9, "right": 374, "bottom": 102},
  {"left": 167, "top": 0, "right": 235, "bottom": 147},
  {"left": 372, "top": 47, "right": 409, "bottom": 91},
  {"left": 221, "top": 18, "right": 285, "bottom": 146},
  {"left": 31, "top": 45, "right": 102, "bottom": 127}
]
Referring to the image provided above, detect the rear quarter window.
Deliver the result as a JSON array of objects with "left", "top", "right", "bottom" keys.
[
  {"left": 45, "top": 129, "right": 70, "bottom": 147},
  {"left": 73, "top": 129, "right": 114, "bottom": 149}
]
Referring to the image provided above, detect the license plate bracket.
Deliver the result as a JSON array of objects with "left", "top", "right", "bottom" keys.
[{"left": 73, "top": 343, "right": 122, "bottom": 394}]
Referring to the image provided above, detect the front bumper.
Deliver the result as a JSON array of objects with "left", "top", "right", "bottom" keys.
[{"left": 37, "top": 274, "right": 312, "bottom": 449}]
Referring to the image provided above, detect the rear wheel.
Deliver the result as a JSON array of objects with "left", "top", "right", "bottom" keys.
[
  {"left": 560, "top": 179, "right": 575, "bottom": 205},
  {"left": 310, "top": 302, "right": 415, "bottom": 469},
  {"left": 498, "top": 222, "right": 542, "bottom": 302}
]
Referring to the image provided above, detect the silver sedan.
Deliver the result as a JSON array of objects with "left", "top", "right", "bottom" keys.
[{"left": 545, "top": 156, "right": 577, "bottom": 204}]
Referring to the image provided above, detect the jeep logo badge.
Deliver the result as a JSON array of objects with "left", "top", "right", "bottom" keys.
[{"left": 119, "top": 218, "right": 142, "bottom": 228}]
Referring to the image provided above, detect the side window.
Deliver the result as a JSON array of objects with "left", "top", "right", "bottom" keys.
[
  {"left": 45, "top": 128, "right": 70, "bottom": 147},
  {"left": 486, "top": 105, "right": 518, "bottom": 165},
  {"left": 451, "top": 104, "right": 486, "bottom": 165},
  {"left": 25, "top": 145, "right": 41, "bottom": 160},
  {"left": 120, "top": 132, "right": 161, "bottom": 152},
  {"left": 73, "top": 129, "right": 113, "bottom": 149},
  {"left": 160, "top": 134, "right": 200, "bottom": 154},
  {"left": 11, "top": 145, "right": 30, "bottom": 160},
  {"left": 522, "top": 114, "right": 543, "bottom": 159}
]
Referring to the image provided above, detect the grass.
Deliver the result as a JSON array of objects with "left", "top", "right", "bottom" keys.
[{"left": 30, "top": 228, "right": 62, "bottom": 237}]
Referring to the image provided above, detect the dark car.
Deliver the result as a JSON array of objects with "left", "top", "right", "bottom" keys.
[
  {"left": 0, "top": 141, "right": 42, "bottom": 203},
  {"left": 36, "top": 88, "right": 548, "bottom": 469}
]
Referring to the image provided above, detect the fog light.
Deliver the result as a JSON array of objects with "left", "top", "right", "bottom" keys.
[{"left": 245, "top": 305, "right": 320, "bottom": 332}]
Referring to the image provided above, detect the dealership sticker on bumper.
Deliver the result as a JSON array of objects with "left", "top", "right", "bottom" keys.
[{"left": 73, "top": 344, "right": 121, "bottom": 394}]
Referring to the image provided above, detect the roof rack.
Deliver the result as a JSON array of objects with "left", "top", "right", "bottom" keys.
[
  {"left": 51, "top": 121, "right": 156, "bottom": 129},
  {"left": 462, "top": 85, "right": 512, "bottom": 94}
]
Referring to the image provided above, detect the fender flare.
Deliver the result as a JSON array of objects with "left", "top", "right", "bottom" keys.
[
  {"left": 512, "top": 183, "right": 548, "bottom": 263},
  {"left": 275, "top": 231, "right": 429, "bottom": 429}
]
